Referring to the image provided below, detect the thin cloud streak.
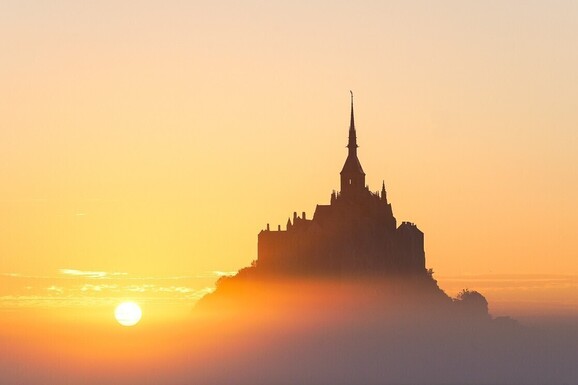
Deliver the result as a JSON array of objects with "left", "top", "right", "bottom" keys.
[
  {"left": 59, "top": 269, "right": 128, "bottom": 278},
  {"left": 438, "top": 274, "right": 578, "bottom": 290},
  {"left": 0, "top": 268, "right": 218, "bottom": 309},
  {"left": 212, "top": 271, "right": 238, "bottom": 278},
  {"left": 2, "top": 272, "right": 576, "bottom": 313}
]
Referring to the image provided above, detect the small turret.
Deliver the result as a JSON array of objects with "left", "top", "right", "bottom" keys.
[{"left": 381, "top": 181, "right": 388, "bottom": 203}]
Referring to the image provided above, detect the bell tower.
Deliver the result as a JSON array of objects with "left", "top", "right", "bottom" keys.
[{"left": 340, "top": 91, "right": 366, "bottom": 196}]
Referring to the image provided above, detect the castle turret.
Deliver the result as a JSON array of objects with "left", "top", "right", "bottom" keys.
[
  {"left": 381, "top": 181, "right": 388, "bottom": 203},
  {"left": 340, "top": 91, "right": 366, "bottom": 196}
]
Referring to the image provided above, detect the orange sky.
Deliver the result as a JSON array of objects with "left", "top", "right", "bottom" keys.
[{"left": 1, "top": 1, "right": 577, "bottom": 317}]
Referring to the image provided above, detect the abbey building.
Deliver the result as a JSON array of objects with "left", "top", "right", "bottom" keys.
[{"left": 256, "top": 95, "right": 426, "bottom": 277}]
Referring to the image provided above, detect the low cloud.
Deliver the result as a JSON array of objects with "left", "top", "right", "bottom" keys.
[
  {"left": 46, "top": 286, "right": 64, "bottom": 294},
  {"left": 0, "top": 270, "right": 212, "bottom": 309},
  {"left": 212, "top": 271, "right": 238, "bottom": 278},
  {"left": 59, "top": 269, "right": 127, "bottom": 279},
  {"left": 79, "top": 284, "right": 119, "bottom": 292}
]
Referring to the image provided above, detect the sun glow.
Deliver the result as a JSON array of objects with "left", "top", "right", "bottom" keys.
[{"left": 114, "top": 302, "right": 142, "bottom": 326}]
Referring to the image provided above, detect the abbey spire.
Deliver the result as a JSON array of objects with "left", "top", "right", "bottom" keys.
[
  {"left": 347, "top": 90, "right": 358, "bottom": 153},
  {"left": 340, "top": 91, "right": 366, "bottom": 196},
  {"left": 381, "top": 180, "right": 388, "bottom": 203}
]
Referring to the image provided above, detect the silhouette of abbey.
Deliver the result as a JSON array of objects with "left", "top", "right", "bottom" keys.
[
  {"left": 198, "top": 93, "right": 493, "bottom": 320},
  {"left": 257, "top": 92, "right": 425, "bottom": 277}
]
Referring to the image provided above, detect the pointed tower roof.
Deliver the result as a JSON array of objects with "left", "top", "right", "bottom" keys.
[
  {"left": 341, "top": 91, "right": 365, "bottom": 175},
  {"left": 381, "top": 180, "right": 388, "bottom": 202}
]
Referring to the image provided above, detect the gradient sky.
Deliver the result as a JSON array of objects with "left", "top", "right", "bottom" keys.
[{"left": 1, "top": 1, "right": 577, "bottom": 314}]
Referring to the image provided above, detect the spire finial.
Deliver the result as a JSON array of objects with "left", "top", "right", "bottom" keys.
[
  {"left": 347, "top": 91, "right": 357, "bottom": 149},
  {"left": 350, "top": 90, "right": 354, "bottom": 128}
]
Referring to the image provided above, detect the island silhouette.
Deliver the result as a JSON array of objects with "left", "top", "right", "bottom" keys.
[
  {"left": 197, "top": 93, "right": 494, "bottom": 322},
  {"left": 184, "top": 96, "right": 578, "bottom": 385}
]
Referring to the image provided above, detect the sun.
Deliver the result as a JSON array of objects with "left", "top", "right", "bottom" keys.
[{"left": 114, "top": 301, "right": 142, "bottom": 326}]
